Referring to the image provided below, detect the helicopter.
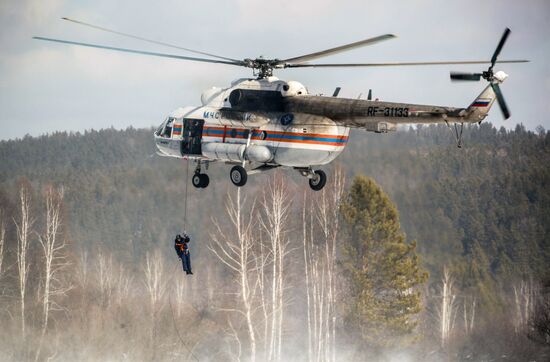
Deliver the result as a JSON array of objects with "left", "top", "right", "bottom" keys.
[{"left": 34, "top": 20, "right": 528, "bottom": 191}]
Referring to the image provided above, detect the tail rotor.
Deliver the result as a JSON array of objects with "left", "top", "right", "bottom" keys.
[{"left": 450, "top": 28, "right": 525, "bottom": 120}]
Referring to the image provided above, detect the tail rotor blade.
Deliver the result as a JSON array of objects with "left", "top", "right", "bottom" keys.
[
  {"left": 491, "top": 83, "right": 510, "bottom": 119},
  {"left": 491, "top": 28, "right": 511, "bottom": 67},
  {"left": 450, "top": 72, "right": 482, "bottom": 81}
]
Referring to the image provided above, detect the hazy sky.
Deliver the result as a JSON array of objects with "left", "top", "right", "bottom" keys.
[{"left": 1, "top": 0, "right": 549, "bottom": 140}]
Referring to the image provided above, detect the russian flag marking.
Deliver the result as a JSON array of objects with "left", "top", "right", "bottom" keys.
[{"left": 471, "top": 98, "right": 491, "bottom": 107}]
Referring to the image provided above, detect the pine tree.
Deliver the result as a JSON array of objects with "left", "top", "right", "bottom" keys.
[{"left": 340, "top": 175, "right": 428, "bottom": 348}]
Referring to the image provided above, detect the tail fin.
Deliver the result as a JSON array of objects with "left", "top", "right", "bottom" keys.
[{"left": 465, "top": 85, "right": 497, "bottom": 122}]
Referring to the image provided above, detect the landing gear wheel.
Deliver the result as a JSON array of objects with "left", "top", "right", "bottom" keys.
[
  {"left": 192, "top": 173, "right": 203, "bottom": 188},
  {"left": 309, "top": 170, "right": 326, "bottom": 191},
  {"left": 199, "top": 174, "right": 209, "bottom": 188},
  {"left": 192, "top": 173, "right": 209, "bottom": 188},
  {"left": 230, "top": 166, "right": 248, "bottom": 187}
]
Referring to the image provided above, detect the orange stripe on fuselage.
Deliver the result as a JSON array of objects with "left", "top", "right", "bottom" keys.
[{"left": 202, "top": 126, "right": 348, "bottom": 146}]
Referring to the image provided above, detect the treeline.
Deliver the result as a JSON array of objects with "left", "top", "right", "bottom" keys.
[{"left": 0, "top": 123, "right": 548, "bottom": 360}]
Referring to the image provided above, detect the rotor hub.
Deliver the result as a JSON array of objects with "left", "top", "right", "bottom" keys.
[{"left": 242, "top": 58, "right": 280, "bottom": 78}]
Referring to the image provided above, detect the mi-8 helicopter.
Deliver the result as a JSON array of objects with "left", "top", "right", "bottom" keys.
[{"left": 35, "top": 20, "right": 527, "bottom": 190}]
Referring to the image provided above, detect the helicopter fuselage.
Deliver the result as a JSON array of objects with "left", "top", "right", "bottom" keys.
[{"left": 154, "top": 76, "right": 491, "bottom": 166}]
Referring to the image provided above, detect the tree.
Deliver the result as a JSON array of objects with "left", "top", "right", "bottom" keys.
[
  {"left": 35, "top": 186, "right": 72, "bottom": 361},
  {"left": 14, "top": 184, "right": 34, "bottom": 343},
  {"left": 340, "top": 175, "right": 428, "bottom": 349},
  {"left": 437, "top": 267, "right": 458, "bottom": 347},
  {"left": 260, "top": 177, "right": 292, "bottom": 361},
  {"left": 512, "top": 278, "right": 538, "bottom": 334}
]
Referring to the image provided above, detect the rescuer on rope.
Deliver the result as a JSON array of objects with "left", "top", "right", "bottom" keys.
[{"left": 174, "top": 233, "right": 193, "bottom": 275}]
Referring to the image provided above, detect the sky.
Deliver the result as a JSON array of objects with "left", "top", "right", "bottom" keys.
[{"left": 1, "top": 0, "right": 549, "bottom": 140}]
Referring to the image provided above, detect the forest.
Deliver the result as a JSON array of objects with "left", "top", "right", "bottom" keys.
[{"left": 0, "top": 123, "right": 548, "bottom": 361}]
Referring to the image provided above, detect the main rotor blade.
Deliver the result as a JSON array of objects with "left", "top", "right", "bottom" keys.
[
  {"left": 450, "top": 72, "right": 482, "bottom": 81},
  {"left": 33, "top": 36, "right": 246, "bottom": 66},
  {"left": 491, "top": 83, "right": 510, "bottom": 119},
  {"left": 279, "top": 34, "right": 396, "bottom": 65},
  {"left": 61, "top": 17, "right": 241, "bottom": 63},
  {"left": 286, "top": 59, "right": 529, "bottom": 68},
  {"left": 491, "top": 28, "right": 511, "bottom": 67}
]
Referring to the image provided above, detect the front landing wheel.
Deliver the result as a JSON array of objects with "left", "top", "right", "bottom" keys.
[
  {"left": 309, "top": 170, "right": 326, "bottom": 191},
  {"left": 192, "top": 173, "right": 210, "bottom": 188},
  {"left": 230, "top": 166, "right": 248, "bottom": 187}
]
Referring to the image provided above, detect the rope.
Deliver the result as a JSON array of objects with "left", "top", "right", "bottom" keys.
[
  {"left": 168, "top": 266, "right": 200, "bottom": 362},
  {"left": 183, "top": 159, "right": 190, "bottom": 230}
]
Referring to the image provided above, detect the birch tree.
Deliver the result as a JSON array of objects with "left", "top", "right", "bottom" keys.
[
  {"left": 437, "top": 267, "right": 458, "bottom": 347},
  {"left": 512, "top": 278, "right": 538, "bottom": 334},
  {"left": 14, "top": 185, "right": 34, "bottom": 341},
  {"left": 210, "top": 188, "right": 258, "bottom": 362},
  {"left": 35, "top": 186, "right": 72, "bottom": 361},
  {"left": 260, "top": 177, "right": 292, "bottom": 362}
]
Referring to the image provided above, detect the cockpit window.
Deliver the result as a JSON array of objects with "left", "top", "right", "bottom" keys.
[
  {"left": 164, "top": 118, "right": 174, "bottom": 137},
  {"left": 156, "top": 117, "right": 176, "bottom": 138}
]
